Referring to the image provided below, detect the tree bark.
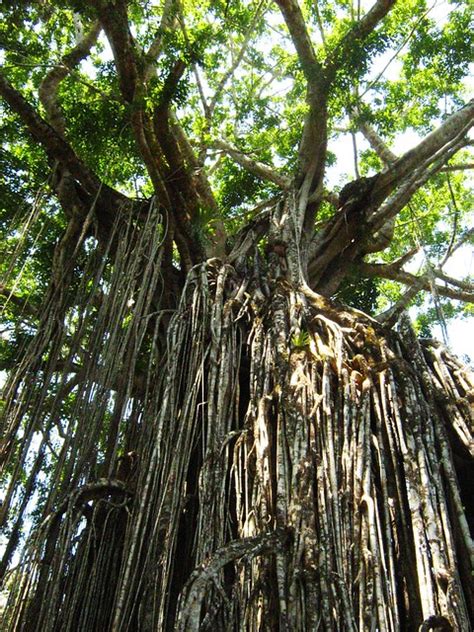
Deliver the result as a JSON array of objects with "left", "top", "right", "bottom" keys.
[{"left": 1, "top": 232, "right": 472, "bottom": 630}]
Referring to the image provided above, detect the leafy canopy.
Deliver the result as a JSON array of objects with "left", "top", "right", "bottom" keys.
[{"left": 0, "top": 0, "right": 472, "bottom": 358}]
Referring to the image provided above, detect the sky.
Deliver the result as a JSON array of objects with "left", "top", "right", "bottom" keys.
[
  {"left": 1, "top": 0, "right": 472, "bottom": 606},
  {"left": 429, "top": 247, "right": 473, "bottom": 365},
  {"left": 322, "top": 0, "right": 473, "bottom": 364},
  {"left": 326, "top": 129, "right": 473, "bottom": 365},
  {"left": 2, "top": 0, "right": 471, "bottom": 366}
]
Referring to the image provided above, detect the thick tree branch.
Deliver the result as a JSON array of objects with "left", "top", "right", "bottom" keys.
[
  {"left": 376, "top": 284, "right": 425, "bottom": 327},
  {"left": 352, "top": 107, "right": 397, "bottom": 165},
  {"left": 307, "top": 107, "right": 471, "bottom": 294},
  {"left": 143, "top": 0, "right": 177, "bottom": 82},
  {"left": 39, "top": 20, "right": 101, "bottom": 136},
  {"left": 85, "top": 2, "right": 203, "bottom": 265},
  {"left": 178, "top": 528, "right": 289, "bottom": 631},
  {"left": 274, "top": 0, "right": 321, "bottom": 85},
  {"left": 274, "top": 0, "right": 328, "bottom": 204},
  {"left": 37, "top": 19, "right": 104, "bottom": 228},
  {"left": 89, "top": 1, "right": 162, "bottom": 192},
  {"left": 359, "top": 261, "right": 474, "bottom": 303},
  {"left": 296, "top": 90, "right": 328, "bottom": 195},
  {"left": 278, "top": 1, "right": 397, "bottom": 250},
  {"left": 326, "top": 0, "right": 397, "bottom": 80},
  {"left": 311, "top": 104, "right": 471, "bottom": 286},
  {"left": 212, "top": 138, "right": 291, "bottom": 189},
  {"left": 92, "top": 0, "right": 140, "bottom": 103},
  {"left": 91, "top": 1, "right": 207, "bottom": 266},
  {"left": 0, "top": 69, "right": 135, "bottom": 246},
  {"left": 378, "top": 247, "right": 420, "bottom": 271},
  {"left": 171, "top": 113, "right": 219, "bottom": 214},
  {"left": 369, "top": 133, "right": 469, "bottom": 232},
  {"left": 354, "top": 106, "right": 473, "bottom": 174},
  {"left": 278, "top": 0, "right": 395, "bottom": 240},
  {"left": 374, "top": 100, "right": 474, "bottom": 198},
  {"left": 0, "top": 70, "right": 100, "bottom": 195},
  {"left": 432, "top": 270, "right": 473, "bottom": 292},
  {"left": 40, "top": 479, "right": 134, "bottom": 531},
  {"left": 284, "top": 0, "right": 396, "bottom": 200}
]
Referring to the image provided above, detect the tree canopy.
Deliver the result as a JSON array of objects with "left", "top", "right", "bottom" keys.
[
  {"left": 0, "top": 1, "right": 473, "bottom": 630},
  {"left": 0, "top": 0, "right": 472, "bottom": 329}
]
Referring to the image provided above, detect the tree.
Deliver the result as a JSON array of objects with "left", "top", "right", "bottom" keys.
[{"left": 0, "top": 0, "right": 472, "bottom": 629}]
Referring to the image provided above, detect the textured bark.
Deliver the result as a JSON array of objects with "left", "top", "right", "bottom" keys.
[
  {"left": 0, "top": 204, "right": 472, "bottom": 631},
  {"left": 1, "top": 5, "right": 473, "bottom": 631}
]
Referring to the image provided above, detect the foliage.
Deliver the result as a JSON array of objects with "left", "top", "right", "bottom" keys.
[{"left": 0, "top": 1, "right": 472, "bottom": 630}]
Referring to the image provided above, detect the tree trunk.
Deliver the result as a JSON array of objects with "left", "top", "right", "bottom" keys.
[{"left": 0, "top": 203, "right": 472, "bottom": 631}]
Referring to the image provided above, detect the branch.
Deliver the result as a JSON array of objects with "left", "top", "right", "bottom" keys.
[
  {"left": 441, "top": 162, "right": 474, "bottom": 172},
  {"left": 313, "top": 1, "right": 327, "bottom": 48},
  {"left": 346, "top": 59, "right": 473, "bottom": 227},
  {"left": 170, "top": 115, "right": 226, "bottom": 258},
  {"left": 274, "top": 0, "right": 328, "bottom": 201},
  {"left": 307, "top": 128, "right": 468, "bottom": 294},
  {"left": 351, "top": 101, "right": 472, "bottom": 182},
  {"left": 212, "top": 138, "right": 291, "bottom": 189},
  {"left": 40, "top": 479, "right": 134, "bottom": 532},
  {"left": 440, "top": 228, "right": 474, "bottom": 268},
  {"left": 0, "top": 70, "right": 100, "bottom": 195},
  {"left": 380, "top": 247, "right": 420, "bottom": 270},
  {"left": 92, "top": 0, "right": 140, "bottom": 103},
  {"left": 276, "top": 0, "right": 396, "bottom": 204},
  {"left": 174, "top": 0, "right": 211, "bottom": 126},
  {"left": 432, "top": 269, "right": 473, "bottom": 292},
  {"left": 177, "top": 528, "right": 290, "bottom": 631},
  {"left": 359, "top": 261, "right": 474, "bottom": 303},
  {"left": 375, "top": 283, "right": 427, "bottom": 327},
  {"left": 352, "top": 107, "right": 397, "bottom": 165},
  {"left": 321, "top": 107, "right": 471, "bottom": 275},
  {"left": 156, "top": 59, "right": 187, "bottom": 109},
  {"left": 274, "top": 0, "right": 321, "bottom": 85},
  {"left": 418, "top": 616, "right": 453, "bottom": 632},
  {"left": 89, "top": 1, "right": 173, "bottom": 204},
  {"left": 39, "top": 20, "right": 101, "bottom": 136},
  {"left": 207, "top": 1, "right": 267, "bottom": 118},
  {"left": 326, "top": 0, "right": 397, "bottom": 79},
  {"left": 227, "top": 207, "right": 273, "bottom": 263},
  {"left": 357, "top": 3, "right": 432, "bottom": 100},
  {"left": 171, "top": 113, "right": 219, "bottom": 214},
  {"left": 143, "top": 0, "right": 177, "bottom": 82},
  {"left": 0, "top": 69, "right": 134, "bottom": 244},
  {"left": 91, "top": 0, "right": 204, "bottom": 268},
  {"left": 361, "top": 216, "right": 395, "bottom": 254},
  {"left": 35, "top": 19, "right": 105, "bottom": 225},
  {"left": 375, "top": 100, "right": 474, "bottom": 197},
  {"left": 370, "top": 133, "right": 468, "bottom": 232},
  {"left": 0, "top": 285, "right": 38, "bottom": 318}
]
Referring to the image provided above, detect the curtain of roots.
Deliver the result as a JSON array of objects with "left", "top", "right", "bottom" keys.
[{"left": 0, "top": 206, "right": 472, "bottom": 631}]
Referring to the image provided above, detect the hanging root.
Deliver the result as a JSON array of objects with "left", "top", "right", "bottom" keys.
[{"left": 0, "top": 248, "right": 472, "bottom": 631}]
